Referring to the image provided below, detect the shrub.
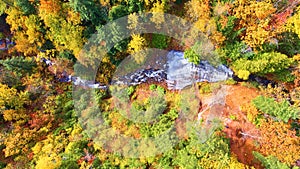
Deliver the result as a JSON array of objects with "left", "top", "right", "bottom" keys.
[
  {"left": 242, "top": 104, "right": 263, "bottom": 127},
  {"left": 272, "top": 69, "right": 295, "bottom": 83},
  {"left": 139, "top": 108, "right": 177, "bottom": 137},
  {"left": 225, "top": 78, "right": 237, "bottom": 85},
  {"left": 252, "top": 96, "right": 299, "bottom": 123},
  {"left": 126, "top": 86, "right": 135, "bottom": 96},
  {"left": 151, "top": 34, "right": 169, "bottom": 49},
  {"left": 199, "top": 83, "right": 212, "bottom": 94},
  {"left": 253, "top": 152, "right": 290, "bottom": 169},
  {"left": 59, "top": 51, "right": 77, "bottom": 62},
  {"left": 233, "top": 52, "right": 294, "bottom": 80},
  {"left": 241, "top": 81, "right": 260, "bottom": 89},
  {"left": 291, "top": 121, "right": 300, "bottom": 136},
  {"left": 184, "top": 48, "right": 200, "bottom": 65},
  {"left": 277, "top": 32, "right": 300, "bottom": 57},
  {"left": 149, "top": 84, "right": 157, "bottom": 90},
  {"left": 229, "top": 114, "right": 237, "bottom": 120},
  {"left": 0, "top": 56, "right": 37, "bottom": 77},
  {"left": 0, "top": 32, "right": 4, "bottom": 39},
  {"left": 156, "top": 86, "right": 165, "bottom": 94},
  {"left": 217, "top": 42, "right": 254, "bottom": 64}
]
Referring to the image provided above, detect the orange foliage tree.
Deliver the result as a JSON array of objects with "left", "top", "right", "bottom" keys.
[{"left": 258, "top": 119, "right": 300, "bottom": 166}]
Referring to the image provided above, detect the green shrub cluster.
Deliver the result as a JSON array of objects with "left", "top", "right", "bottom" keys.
[
  {"left": 252, "top": 96, "right": 299, "bottom": 123},
  {"left": 233, "top": 52, "right": 294, "bottom": 80},
  {"left": 253, "top": 152, "right": 292, "bottom": 169},
  {"left": 151, "top": 34, "right": 169, "bottom": 49}
]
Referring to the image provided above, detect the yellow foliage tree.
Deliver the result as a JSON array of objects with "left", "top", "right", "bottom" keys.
[
  {"left": 4, "top": 127, "right": 37, "bottom": 157},
  {"left": 38, "top": 0, "right": 85, "bottom": 57},
  {"left": 32, "top": 134, "right": 68, "bottom": 169},
  {"left": 0, "top": 83, "right": 29, "bottom": 113},
  {"left": 286, "top": 6, "right": 300, "bottom": 38},
  {"left": 5, "top": 7, "right": 44, "bottom": 55},
  {"left": 150, "top": 1, "right": 166, "bottom": 29},
  {"left": 128, "top": 12, "right": 140, "bottom": 32},
  {"left": 3, "top": 109, "right": 28, "bottom": 126},
  {"left": 39, "top": 0, "right": 61, "bottom": 15},
  {"left": 127, "top": 34, "right": 147, "bottom": 64},
  {"left": 233, "top": 0, "right": 281, "bottom": 48},
  {"left": 0, "top": 83, "right": 17, "bottom": 110},
  {"left": 185, "top": 0, "right": 226, "bottom": 46}
]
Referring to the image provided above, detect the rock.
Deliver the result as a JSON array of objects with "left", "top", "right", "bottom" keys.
[{"left": 166, "top": 50, "right": 233, "bottom": 89}]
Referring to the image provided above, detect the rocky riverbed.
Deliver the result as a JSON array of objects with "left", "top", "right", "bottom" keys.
[
  {"left": 44, "top": 50, "right": 234, "bottom": 90},
  {"left": 112, "top": 50, "right": 233, "bottom": 90}
]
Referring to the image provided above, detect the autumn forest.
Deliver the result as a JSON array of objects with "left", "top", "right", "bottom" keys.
[{"left": 0, "top": 0, "right": 300, "bottom": 168}]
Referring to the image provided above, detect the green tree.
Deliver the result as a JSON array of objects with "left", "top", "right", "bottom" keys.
[
  {"left": 15, "top": 0, "right": 35, "bottom": 15},
  {"left": 0, "top": 0, "right": 14, "bottom": 15},
  {"left": 233, "top": 52, "right": 294, "bottom": 80},
  {"left": 108, "top": 5, "right": 128, "bottom": 21},
  {"left": 0, "top": 1, "right": 6, "bottom": 15},
  {"left": 184, "top": 40, "right": 217, "bottom": 65},
  {"left": 69, "top": 0, "right": 107, "bottom": 26},
  {"left": 151, "top": 34, "right": 169, "bottom": 49},
  {"left": 0, "top": 56, "right": 37, "bottom": 77},
  {"left": 0, "top": 32, "right": 4, "bottom": 39},
  {"left": 253, "top": 152, "right": 291, "bottom": 169}
]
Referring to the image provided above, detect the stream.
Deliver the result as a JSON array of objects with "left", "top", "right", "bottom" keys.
[
  {"left": 45, "top": 50, "right": 234, "bottom": 90},
  {"left": 111, "top": 50, "right": 233, "bottom": 90}
]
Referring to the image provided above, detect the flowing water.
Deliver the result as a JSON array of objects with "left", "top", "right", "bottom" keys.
[
  {"left": 166, "top": 50, "right": 232, "bottom": 89},
  {"left": 50, "top": 50, "right": 233, "bottom": 90},
  {"left": 112, "top": 50, "right": 233, "bottom": 90}
]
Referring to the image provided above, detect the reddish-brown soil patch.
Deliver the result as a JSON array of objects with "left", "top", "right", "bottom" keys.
[
  {"left": 223, "top": 120, "right": 262, "bottom": 168},
  {"left": 223, "top": 85, "right": 262, "bottom": 168},
  {"left": 134, "top": 84, "right": 155, "bottom": 101},
  {"left": 224, "top": 84, "right": 259, "bottom": 117},
  {"left": 200, "top": 84, "right": 263, "bottom": 168}
]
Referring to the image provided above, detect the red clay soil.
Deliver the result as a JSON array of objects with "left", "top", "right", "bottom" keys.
[
  {"left": 223, "top": 120, "right": 262, "bottom": 168},
  {"left": 200, "top": 84, "right": 263, "bottom": 168},
  {"left": 223, "top": 85, "right": 259, "bottom": 117},
  {"left": 223, "top": 85, "right": 263, "bottom": 168}
]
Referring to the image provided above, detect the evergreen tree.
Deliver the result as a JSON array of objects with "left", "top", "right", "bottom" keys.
[
  {"left": 69, "top": 0, "right": 108, "bottom": 26},
  {"left": 0, "top": 56, "right": 37, "bottom": 77},
  {"left": 15, "top": 0, "right": 35, "bottom": 15}
]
